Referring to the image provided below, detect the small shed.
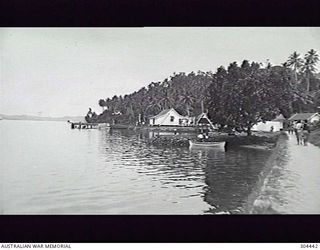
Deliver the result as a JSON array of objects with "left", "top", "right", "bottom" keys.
[{"left": 195, "top": 113, "right": 215, "bottom": 129}]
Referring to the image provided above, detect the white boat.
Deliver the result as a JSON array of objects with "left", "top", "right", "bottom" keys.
[{"left": 189, "top": 140, "right": 226, "bottom": 148}]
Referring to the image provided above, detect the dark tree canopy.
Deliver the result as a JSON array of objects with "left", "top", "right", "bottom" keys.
[
  {"left": 207, "top": 61, "right": 311, "bottom": 135},
  {"left": 86, "top": 50, "right": 319, "bottom": 128},
  {"left": 90, "top": 71, "right": 213, "bottom": 124}
]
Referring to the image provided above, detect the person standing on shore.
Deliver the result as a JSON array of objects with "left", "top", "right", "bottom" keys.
[
  {"left": 295, "top": 120, "right": 303, "bottom": 145},
  {"left": 302, "top": 120, "right": 310, "bottom": 146},
  {"left": 293, "top": 121, "right": 298, "bottom": 144},
  {"left": 288, "top": 122, "right": 294, "bottom": 134}
]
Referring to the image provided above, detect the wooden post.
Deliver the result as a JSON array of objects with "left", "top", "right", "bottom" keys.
[{"left": 201, "top": 100, "right": 204, "bottom": 114}]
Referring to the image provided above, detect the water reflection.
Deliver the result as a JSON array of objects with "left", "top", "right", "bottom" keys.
[
  {"left": 1, "top": 121, "right": 275, "bottom": 214},
  {"left": 203, "top": 148, "right": 272, "bottom": 213},
  {"left": 99, "top": 129, "right": 273, "bottom": 214}
]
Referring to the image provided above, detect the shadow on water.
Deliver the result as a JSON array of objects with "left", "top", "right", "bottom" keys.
[
  {"left": 101, "top": 129, "right": 274, "bottom": 214},
  {"left": 202, "top": 147, "right": 272, "bottom": 214}
]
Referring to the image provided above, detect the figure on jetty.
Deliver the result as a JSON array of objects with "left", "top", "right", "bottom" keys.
[{"left": 293, "top": 121, "right": 302, "bottom": 145}]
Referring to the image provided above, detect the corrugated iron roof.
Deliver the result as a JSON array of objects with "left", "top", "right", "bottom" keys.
[{"left": 288, "top": 113, "right": 318, "bottom": 121}]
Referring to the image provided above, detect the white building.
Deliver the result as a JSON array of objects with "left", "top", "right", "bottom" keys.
[
  {"left": 252, "top": 114, "right": 285, "bottom": 132},
  {"left": 149, "top": 108, "right": 192, "bottom": 126}
]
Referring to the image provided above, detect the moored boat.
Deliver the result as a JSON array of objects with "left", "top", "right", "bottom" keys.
[{"left": 189, "top": 140, "right": 226, "bottom": 148}]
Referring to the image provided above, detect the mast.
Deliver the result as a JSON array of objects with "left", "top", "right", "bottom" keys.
[{"left": 201, "top": 100, "right": 204, "bottom": 114}]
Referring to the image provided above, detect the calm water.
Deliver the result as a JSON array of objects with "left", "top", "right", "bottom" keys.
[{"left": 1, "top": 120, "right": 275, "bottom": 214}]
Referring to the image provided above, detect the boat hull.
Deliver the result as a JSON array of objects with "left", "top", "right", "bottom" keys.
[{"left": 189, "top": 140, "right": 226, "bottom": 149}]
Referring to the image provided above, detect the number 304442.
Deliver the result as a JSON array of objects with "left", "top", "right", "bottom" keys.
[{"left": 301, "top": 244, "right": 318, "bottom": 248}]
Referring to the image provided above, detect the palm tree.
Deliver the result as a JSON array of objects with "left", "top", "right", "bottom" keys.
[
  {"left": 158, "top": 87, "right": 173, "bottom": 110},
  {"left": 159, "top": 95, "right": 172, "bottom": 110},
  {"left": 98, "top": 99, "right": 106, "bottom": 112},
  {"left": 179, "top": 91, "right": 194, "bottom": 116},
  {"left": 302, "top": 49, "right": 319, "bottom": 92},
  {"left": 287, "top": 51, "right": 303, "bottom": 85},
  {"left": 110, "top": 95, "right": 119, "bottom": 113}
]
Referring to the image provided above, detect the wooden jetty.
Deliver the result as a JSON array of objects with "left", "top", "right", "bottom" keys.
[{"left": 68, "top": 121, "right": 109, "bottom": 129}]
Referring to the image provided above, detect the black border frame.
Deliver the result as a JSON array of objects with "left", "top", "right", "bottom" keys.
[
  {"left": 1, "top": 0, "right": 320, "bottom": 27},
  {"left": 1, "top": 215, "right": 320, "bottom": 242}
]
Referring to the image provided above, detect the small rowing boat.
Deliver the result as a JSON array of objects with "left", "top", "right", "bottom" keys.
[{"left": 189, "top": 140, "right": 226, "bottom": 148}]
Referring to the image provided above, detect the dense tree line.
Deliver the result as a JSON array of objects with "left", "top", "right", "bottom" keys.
[
  {"left": 86, "top": 50, "right": 320, "bottom": 133},
  {"left": 207, "top": 61, "right": 297, "bottom": 135},
  {"left": 283, "top": 49, "right": 320, "bottom": 112},
  {"left": 86, "top": 71, "right": 213, "bottom": 124}
]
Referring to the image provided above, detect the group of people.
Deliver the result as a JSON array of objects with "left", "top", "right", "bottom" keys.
[
  {"left": 288, "top": 120, "right": 310, "bottom": 146},
  {"left": 197, "top": 128, "right": 210, "bottom": 141}
]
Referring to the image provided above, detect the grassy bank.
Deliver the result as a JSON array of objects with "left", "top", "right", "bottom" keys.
[{"left": 309, "top": 128, "right": 320, "bottom": 148}]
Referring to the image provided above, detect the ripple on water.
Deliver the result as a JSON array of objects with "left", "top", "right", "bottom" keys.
[{"left": 1, "top": 121, "right": 279, "bottom": 214}]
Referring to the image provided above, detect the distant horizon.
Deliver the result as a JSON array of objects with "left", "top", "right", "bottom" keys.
[
  {"left": 1, "top": 28, "right": 320, "bottom": 117},
  {"left": 0, "top": 113, "right": 85, "bottom": 118}
]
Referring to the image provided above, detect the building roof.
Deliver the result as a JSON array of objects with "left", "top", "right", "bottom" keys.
[
  {"left": 196, "top": 113, "right": 209, "bottom": 122},
  {"left": 149, "top": 108, "right": 187, "bottom": 119},
  {"left": 149, "top": 109, "right": 171, "bottom": 119},
  {"left": 273, "top": 114, "right": 286, "bottom": 121},
  {"left": 196, "top": 113, "right": 215, "bottom": 128},
  {"left": 288, "top": 113, "right": 318, "bottom": 121}
]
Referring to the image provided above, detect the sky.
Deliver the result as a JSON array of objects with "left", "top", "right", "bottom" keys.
[{"left": 1, "top": 28, "right": 320, "bottom": 117}]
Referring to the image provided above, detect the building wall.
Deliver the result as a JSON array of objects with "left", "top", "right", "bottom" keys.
[{"left": 252, "top": 121, "right": 283, "bottom": 132}]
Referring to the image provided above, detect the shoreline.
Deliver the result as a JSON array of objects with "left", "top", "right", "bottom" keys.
[{"left": 245, "top": 133, "right": 288, "bottom": 214}]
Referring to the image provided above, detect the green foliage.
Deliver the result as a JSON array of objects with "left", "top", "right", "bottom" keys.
[
  {"left": 207, "top": 61, "right": 293, "bottom": 134},
  {"left": 285, "top": 49, "right": 320, "bottom": 110},
  {"left": 94, "top": 71, "right": 213, "bottom": 124},
  {"left": 286, "top": 51, "right": 303, "bottom": 83},
  {"left": 89, "top": 50, "right": 319, "bottom": 130}
]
